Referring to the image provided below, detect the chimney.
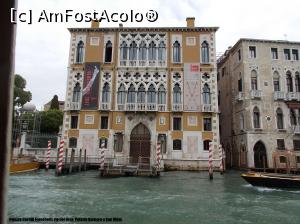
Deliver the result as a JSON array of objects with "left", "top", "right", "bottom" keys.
[
  {"left": 186, "top": 17, "right": 195, "bottom": 28},
  {"left": 91, "top": 20, "right": 100, "bottom": 28},
  {"left": 119, "top": 23, "right": 123, "bottom": 28}
]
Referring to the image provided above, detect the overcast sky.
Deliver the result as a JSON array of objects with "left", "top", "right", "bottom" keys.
[{"left": 15, "top": 0, "right": 300, "bottom": 109}]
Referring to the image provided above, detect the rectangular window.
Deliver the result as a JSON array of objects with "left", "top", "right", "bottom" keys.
[
  {"left": 297, "top": 156, "right": 300, "bottom": 163},
  {"left": 292, "top": 49, "right": 299, "bottom": 60},
  {"left": 249, "top": 46, "right": 256, "bottom": 58},
  {"left": 173, "top": 117, "right": 182, "bottom": 130},
  {"left": 114, "top": 133, "right": 123, "bottom": 152},
  {"left": 173, "top": 139, "right": 182, "bottom": 150},
  {"left": 238, "top": 49, "right": 241, "bottom": 61},
  {"left": 284, "top": 49, "right": 291, "bottom": 60},
  {"left": 99, "top": 138, "right": 108, "bottom": 148},
  {"left": 203, "top": 140, "right": 211, "bottom": 151},
  {"left": 100, "top": 116, "right": 109, "bottom": 129},
  {"left": 203, "top": 118, "right": 212, "bottom": 131},
  {"left": 71, "top": 116, "right": 78, "bottom": 129},
  {"left": 293, "top": 140, "right": 300, "bottom": 151},
  {"left": 238, "top": 78, "right": 243, "bottom": 92},
  {"left": 277, "top": 139, "right": 285, "bottom": 150},
  {"left": 271, "top": 48, "right": 278, "bottom": 59},
  {"left": 69, "top": 138, "right": 77, "bottom": 148}
]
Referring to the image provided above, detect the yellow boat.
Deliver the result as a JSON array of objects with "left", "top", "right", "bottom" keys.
[{"left": 10, "top": 156, "right": 40, "bottom": 174}]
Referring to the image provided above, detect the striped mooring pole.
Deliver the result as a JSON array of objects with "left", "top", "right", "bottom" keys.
[
  {"left": 219, "top": 144, "right": 224, "bottom": 174},
  {"left": 208, "top": 142, "right": 213, "bottom": 180},
  {"left": 57, "top": 140, "right": 64, "bottom": 174},
  {"left": 45, "top": 140, "right": 51, "bottom": 170},
  {"left": 156, "top": 143, "right": 161, "bottom": 172},
  {"left": 99, "top": 141, "right": 105, "bottom": 170}
]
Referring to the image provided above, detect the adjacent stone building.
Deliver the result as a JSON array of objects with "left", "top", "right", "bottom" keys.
[
  {"left": 218, "top": 38, "right": 300, "bottom": 169},
  {"left": 62, "top": 18, "right": 220, "bottom": 170}
]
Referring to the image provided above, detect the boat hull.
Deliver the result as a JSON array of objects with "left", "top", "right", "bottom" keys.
[
  {"left": 241, "top": 173, "right": 300, "bottom": 189},
  {"left": 10, "top": 162, "right": 40, "bottom": 174}
]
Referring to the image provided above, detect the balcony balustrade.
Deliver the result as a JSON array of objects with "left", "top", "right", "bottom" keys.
[
  {"left": 274, "top": 91, "right": 286, "bottom": 100},
  {"left": 250, "top": 90, "right": 262, "bottom": 99}
]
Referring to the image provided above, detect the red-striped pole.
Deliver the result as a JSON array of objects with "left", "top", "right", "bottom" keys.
[
  {"left": 156, "top": 143, "right": 161, "bottom": 171},
  {"left": 45, "top": 140, "right": 51, "bottom": 170},
  {"left": 99, "top": 141, "right": 105, "bottom": 170},
  {"left": 57, "top": 140, "right": 64, "bottom": 174},
  {"left": 219, "top": 144, "right": 224, "bottom": 174},
  {"left": 208, "top": 142, "right": 213, "bottom": 180}
]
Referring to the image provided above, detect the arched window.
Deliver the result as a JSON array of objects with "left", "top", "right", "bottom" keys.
[
  {"left": 203, "top": 84, "right": 211, "bottom": 104},
  {"left": 286, "top": 71, "right": 293, "bottom": 92},
  {"left": 139, "top": 41, "right": 147, "bottom": 60},
  {"left": 251, "top": 70, "right": 258, "bottom": 90},
  {"left": 201, "top": 41, "right": 209, "bottom": 64},
  {"left": 158, "top": 85, "right": 166, "bottom": 104},
  {"left": 129, "top": 41, "right": 137, "bottom": 60},
  {"left": 69, "top": 137, "right": 77, "bottom": 148},
  {"left": 158, "top": 42, "right": 166, "bottom": 61},
  {"left": 104, "top": 41, "right": 112, "bottom": 63},
  {"left": 72, "top": 83, "right": 81, "bottom": 102},
  {"left": 173, "top": 139, "right": 182, "bottom": 150},
  {"left": 76, "top": 41, "right": 84, "bottom": 63},
  {"left": 203, "top": 140, "right": 212, "bottom": 151},
  {"left": 117, "top": 84, "right": 126, "bottom": 104},
  {"left": 102, "top": 83, "right": 110, "bottom": 103},
  {"left": 127, "top": 84, "right": 135, "bottom": 103},
  {"left": 120, "top": 41, "right": 127, "bottom": 61},
  {"left": 273, "top": 71, "right": 280, "bottom": 91},
  {"left": 276, "top": 108, "right": 284, "bottom": 129},
  {"left": 295, "top": 72, "right": 300, "bottom": 92},
  {"left": 147, "top": 84, "right": 156, "bottom": 103},
  {"left": 173, "top": 83, "right": 181, "bottom": 104},
  {"left": 253, "top": 107, "right": 260, "bottom": 128},
  {"left": 173, "top": 41, "right": 181, "bottom": 63},
  {"left": 290, "top": 109, "right": 297, "bottom": 126},
  {"left": 148, "top": 41, "right": 156, "bottom": 61},
  {"left": 137, "top": 84, "right": 146, "bottom": 103}
]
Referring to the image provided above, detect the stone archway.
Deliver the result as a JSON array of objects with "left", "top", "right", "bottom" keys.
[
  {"left": 253, "top": 141, "right": 268, "bottom": 169},
  {"left": 130, "top": 123, "right": 151, "bottom": 164}
]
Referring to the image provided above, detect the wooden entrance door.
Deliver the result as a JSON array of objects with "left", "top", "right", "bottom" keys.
[{"left": 130, "top": 123, "right": 151, "bottom": 164}]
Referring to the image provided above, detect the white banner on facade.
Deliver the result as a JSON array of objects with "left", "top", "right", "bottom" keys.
[{"left": 184, "top": 63, "right": 201, "bottom": 111}]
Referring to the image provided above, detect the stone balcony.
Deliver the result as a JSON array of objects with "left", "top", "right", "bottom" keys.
[
  {"left": 100, "top": 103, "right": 111, "bottom": 111},
  {"left": 250, "top": 90, "right": 262, "bottom": 99},
  {"left": 118, "top": 103, "right": 167, "bottom": 112},
  {"left": 274, "top": 91, "right": 286, "bottom": 100},
  {"left": 291, "top": 125, "right": 300, "bottom": 134},
  {"left": 235, "top": 92, "right": 244, "bottom": 101},
  {"left": 172, "top": 104, "right": 183, "bottom": 112},
  {"left": 70, "top": 102, "right": 81, "bottom": 110},
  {"left": 202, "top": 104, "right": 214, "bottom": 112},
  {"left": 119, "top": 60, "right": 166, "bottom": 67},
  {"left": 286, "top": 92, "right": 300, "bottom": 101}
]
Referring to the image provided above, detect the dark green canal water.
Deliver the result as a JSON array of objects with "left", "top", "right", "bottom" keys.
[{"left": 8, "top": 170, "right": 300, "bottom": 224}]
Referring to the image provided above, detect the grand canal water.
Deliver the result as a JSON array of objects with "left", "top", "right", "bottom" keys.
[{"left": 8, "top": 170, "right": 300, "bottom": 224}]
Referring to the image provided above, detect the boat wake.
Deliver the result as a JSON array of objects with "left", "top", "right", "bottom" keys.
[{"left": 242, "top": 184, "right": 300, "bottom": 193}]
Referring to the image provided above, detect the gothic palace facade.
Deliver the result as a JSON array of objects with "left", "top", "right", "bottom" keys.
[{"left": 62, "top": 18, "right": 219, "bottom": 170}]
